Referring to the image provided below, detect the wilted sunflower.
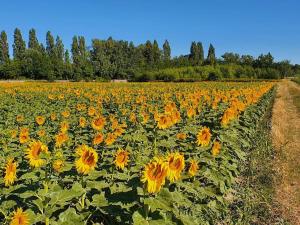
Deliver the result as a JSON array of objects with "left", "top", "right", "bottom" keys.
[
  {"left": 75, "top": 145, "right": 98, "bottom": 174},
  {"left": 188, "top": 160, "right": 199, "bottom": 177},
  {"left": 196, "top": 127, "right": 212, "bottom": 147},
  {"left": 114, "top": 149, "right": 129, "bottom": 170},
  {"left": 141, "top": 157, "right": 168, "bottom": 193},
  {"left": 92, "top": 116, "right": 106, "bottom": 130},
  {"left": 212, "top": 141, "right": 221, "bottom": 157},
  {"left": 35, "top": 116, "right": 45, "bottom": 126},
  {"left": 55, "top": 132, "right": 68, "bottom": 148},
  {"left": 166, "top": 152, "right": 185, "bottom": 182},
  {"left": 93, "top": 133, "right": 104, "bottom": 145},
  {"left": 25, "top": 140, "right": 49, "bottom": 168},
  {"left": 10, "top": 208, "right": 29, "bottom": 225},
  {"left": 4, "top": 158, "right": 17, "bottom": 187}
]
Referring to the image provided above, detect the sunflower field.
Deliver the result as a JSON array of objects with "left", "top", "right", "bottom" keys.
[{"left": 0, "top": 82, "right": 275, "bottom": 225}]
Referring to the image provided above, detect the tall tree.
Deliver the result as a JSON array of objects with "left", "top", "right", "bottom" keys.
[
  {"left": 55, "top": 36, "right": 64, "bottom": 61},
  {"left": 207, "top": 44, "right": 216, "bottom": 65},
  {"left": 13, "top": 28, "right": 26, "bottom": 60},
  {"left": 78, "top": 36, "right": 87, "bottom": 59},
  {"left": 197, "top": 42, "right": 204, "bottom": 65},
  {"left": 152, "top": 40, "right": 161, "bottom": 65},
  {"left": 46, "top": 31, "right": 55, "bottom": 58},
  {"left": 28, "top": 28, "right": 40, "bottom": 50},
  {"left": 189, "top": 41, "right": 199, "bottom": 65},
  {"left": 71, "top": 36, "right": 80, "bottom": 64},
  {"left": 0, "top": 31, "right": 9, "bottom": 63},
  {"left": 163, "top": 40, "right": 171, "bottom": 62},
  {"left": 143, "top": 40, "right": 153, "bottom": 66}
]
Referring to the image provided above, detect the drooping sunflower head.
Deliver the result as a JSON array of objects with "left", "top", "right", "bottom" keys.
[
  {"left": 141, "top": 157, "right": 169, "bottom": 194},
  {"left": 35, "top": 116, "right": 46, "bottom": 126},
  {"left": 79, "top": 117, "right": 86, "bottom": 128},
  {"left": 188, "top": 159, "right": 199, "bottom": 177},
  {"left": 10, "top": 208, "right": 29, "bottom": 225},
  {"left": 166, "top": 152, "right": 185, "bottom": 182},
  {"left": 114, "top": 149, "right": 129, "bottom": 170},
  {"left": 92, "top": 116, "right": 106, "bottom": 130},
  {"left": 75, "top": 145, "right": 98, "bottom": 175},
  {"left": 25, "top": 140, "right": 49, "bottom": 168},
  {"left": 196, "top": 126, "right": 212, "bottom": 147},
  {"left": 93, "top": 133, "right": 104, "bottom": 145},
  {"left": 4, "top": 158, "right": 17, "bottom": 187},
  {"left": 55, "top": 132, "right": 69, "bottom": 148},
  {"left": 212, "top": 141, "right": 221, "bottom": 157}
]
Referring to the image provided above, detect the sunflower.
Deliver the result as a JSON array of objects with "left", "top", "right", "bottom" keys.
[
  {"left": 75, "top": 145, "right": 98, "bottom": 174},
  {"left": 37, "top": 129, "right": 46, "bottom": 137},
  {"left": 4, "top": 158, "right": 17, "bottom": 186},
  {"left": 141, "top": 157, "right": 168, "bottom": 193},
  {"left": 212, "top": 141, "right": 221, "bottom": 157},
  {"left": 25, "top": 140, "right": 49, "bottom": 168},
  {"left": 10, "top": 130, "right": 18, "bottom": 139},
  {"left": 166, "top": 152, "right": 185, "bottom": 182},
  {"left": 88, "top": 106, "right": 96, "bottom": 117},
  {"left": 50, "top": 113, "right": 57, "bottom": 121},
  {"left": 55, "top": 132, "right": 68, "bottom": 148},
  {"left": 157, "top": 114, "right": 171, "bottom": 129},
  {"left": 19, "top": 128, "right": 30, "bottom": 144},
  {"left": 114, "top": 149, "right": 129, "bottom": 170},
  {"left": 92, "top": 116, "right": 106, "bottom": 130},
  {"left": 10, "top": 208, "right": 29, "bottom": 225},
  {"left": 176, "top": 133, "right": 187, "bottom": 140},
  {"left": 35, "top": 116, "right": 45, "bottom": 126},
  {"left": 113, "top": 127, "right": 125, "bottom": 137},
  {"left": 187, "top": 107, "right": 196, "bottom": 118},
  {"left": 188, "top": 160, "right": 199, "bottom": 177},
  {"left": 53, "top": 159, "right": 64, "bottom": 173},
  {"left": 61, "top": 110, "right": 70, "bottom": 118},
  {"left": 16, "top": 115, "right": 24, "bottom": 123},
  {"left": 93, "top": 133, "right": 104, "bottom": 145},
  {"left": 79, "top": 117, "right": 86, "bottom": 128},
  {"left": 105, "top": 133, "right": 116, "bottom": 146},
  {"left": 60, "top": 121, "right": 69, "bottom": 133},
  {"left": 196, "top": 127, "right": 212, "bottom": 147}
]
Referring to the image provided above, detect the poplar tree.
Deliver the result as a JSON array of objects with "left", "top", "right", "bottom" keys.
[
  {"left": 0, "top": 31, "right": 9, "bottom": 63},
  {"left": 163, "top": 40, "right": 171, "bottom": 61},
  {"left": 46, "top": 31, "right": 55, "bottom": 58},
  {"left": 13, "top": 28, "right": 26, "bottom": 60},
  {"left": 207, "top": 44, "right": 216, "bottom": 65},
  {"left": 197, "top": 42, "right": 204, "bottom": 65},
  {"left": 28, "top": 28, "right": 40, "bottom": 50}
]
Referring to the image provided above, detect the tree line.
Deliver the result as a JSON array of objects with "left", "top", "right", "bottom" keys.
[{"left": 0, "top": 28, "right": 298, "bottom": 81}]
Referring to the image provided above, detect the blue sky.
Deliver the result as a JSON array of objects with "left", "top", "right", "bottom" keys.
[{"left": 1, "top": 0, "right": 299, "bottom": 64}]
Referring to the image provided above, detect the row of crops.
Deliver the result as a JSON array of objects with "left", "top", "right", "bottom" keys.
[{"left": 0, "top": 82, "right": 275, "bottom": 225}]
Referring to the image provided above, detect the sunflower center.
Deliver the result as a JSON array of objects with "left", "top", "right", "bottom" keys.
[
  {"left": 32, "top": 146, "right": 42, "bottom": 159},
  {"left": 83, "top": 151, "right": 95, "bottom": 165}
]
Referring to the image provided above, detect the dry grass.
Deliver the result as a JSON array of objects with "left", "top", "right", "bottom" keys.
[{"left": 272, "top": 80, "right": 300, "bottom": 224}]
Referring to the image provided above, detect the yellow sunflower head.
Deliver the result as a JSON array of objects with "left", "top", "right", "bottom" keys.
[
  {"left": 37, "top": 129, "right": 46, "bottom": 137},
  {"left": 35, "top": 116, "right": 46, "bottom": 126},
  {"left": 16, "top": 115, "right": 24, "bottom": 123},
  {"left": 19, "top": 128, "right": 30, "bottom": 144},
  {"left": 188, "top": 160, "right": 199, "bottom": 177},
  {"left": 25, "top": 140, "right": 49, "bottom": 168},
  {"left": 166, "top": 152, "right": 185, "bottom": 182},
  {"left": 105, "top": 133, "right": 116, "bottom": 146},
  {"left": 79, "top": 117, "right": 86, "bottom": 128},
  {"left": 60, "top": 121, "right": 69, "bottom": 133},
  {"left": 196, "top": 126, "right": 212, "bottom": 147},
  {"left": 93, "top": 133, "right": 104, "bottom": 145},
  {"left": 53, "top": 159, "right": 64, "bottom": 173},
  {"left": 75, "top": 145, "right": 98, "bottom": 175},
  {"left": 141, "top": 157, "right": 168, "bottom": 194},
  {"left": 212, "top": 141, "right": 221, "bottom": 157},
  {"left": 176, "top": 133, "right": 187, "bottom": 140},
  {"left": 4, "top": 158, "right": 17, "bottom": 187},
  {"left": 55, "top": 132, "right": 68, "bottom": 148},
  {"left": 10, "top": 208, "right": 29, "bottom": 225},
  {"left": 92, "top": 116, "right": 106, "bottom": 130},
  {"left": 114, "top": 149, "right": 129, "bottom": 170},
  {"left": 50, "top": 113, "right": 57, "bottom": 121},
  {"left": 157, "top": 114, "right": 172, "bottom": 129}
]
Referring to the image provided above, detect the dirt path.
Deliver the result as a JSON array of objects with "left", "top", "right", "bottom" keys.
[{"left": 271, "top": 80, "right": 300, "bottom": 224}]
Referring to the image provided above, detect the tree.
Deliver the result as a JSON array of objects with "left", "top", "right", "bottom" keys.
[
  {"left": 71, "top": 36, "right": 80, "bottom": 64},
  {"left": 0, "top": 31, "right": 9, "bottom": 63},
  {"left": 28, "top": 28, "right": 40, "bottom": 51},
  {"left": 152, "top": 40, "right": 161, "bottom": 65},
  {"left": 189, "top": 41, "right": 199, "bottom": 65},
  {"left": 163, "top": 40, "right": 171, "bottom": 62},
  {"left": 240, "top": 55, "right": 254, "bottom": 66},
  {"left": 55, "top": 36, "right": 64, "bottom": 61},
  {"left": 63, "top": 50, "right": 72, "bottom": 80},
  {"left": 143, "top": 40, "right": 153, "bottom": 66},
  {"left": 222, "top": 52, "right": 240, "bottom": 64},
  {"left": 197, "top": 42, "right": 204, "bottom": 65},
  {"left": 46, "top": 31, "right": 55, "bottom": 58},
  {"left": 207, "top": 44, "right": 216, "bottom": 65},
  {"left": 13, "top": 28, "right": 26, "bottom": 60},
  {"left": 256, "top": 52, "right": 274, "bottom": 68}
]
